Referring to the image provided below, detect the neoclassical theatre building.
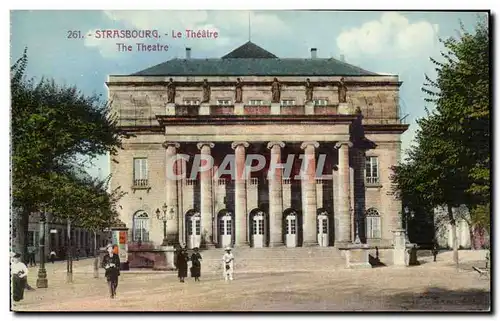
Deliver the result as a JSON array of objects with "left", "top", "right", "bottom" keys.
[{"left": 107, "top": 42, "right": 408, "bottom": 250}]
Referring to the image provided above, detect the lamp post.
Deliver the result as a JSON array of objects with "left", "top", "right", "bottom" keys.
[
  {"left": 66, "top": 218, "right": 73, "bottom": 283},
  {"left": 352, "top": 206, "right": 361, "bottom": 244},
  {"left": 36, "top": 210, "right": 48, "bottom": 288},
  {"left": 156, "top": 203, "right": 174, "bottom": 246}
]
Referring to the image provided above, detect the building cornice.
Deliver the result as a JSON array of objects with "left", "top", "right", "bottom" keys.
[
  {"left": 106, "top": 80, "right": 402, "bottom": 88},
  {"left": 363, "top": 124, "right": 409, "bottom": 134},
  {"left": 155, "top": 114, "right": 358, "bottom": 126}
]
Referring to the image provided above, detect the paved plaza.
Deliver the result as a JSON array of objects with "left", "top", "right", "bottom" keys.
[{"left": 12, "top": 251, "right": 490, "bottom": 312}]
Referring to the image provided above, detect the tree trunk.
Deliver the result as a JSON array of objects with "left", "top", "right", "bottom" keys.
[
  {"left": 93, "top": 230, "right": 98, "bottom": 278},
  {"left": 16, "top": 208, "right": 31, "bottom": 264},
  {"left": 447, "top": 204, "right": 459, "bottom": 267},
  {"left": 468, "top": 226, "right": 476, "bottom": 250}
]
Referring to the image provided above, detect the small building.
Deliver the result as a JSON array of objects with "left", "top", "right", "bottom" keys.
[
  {"left": 11, "top": 210, "right": 109, "bottom": 261},
  {"left": 434, "top": 205, "right": 489, "bottom": 249}
]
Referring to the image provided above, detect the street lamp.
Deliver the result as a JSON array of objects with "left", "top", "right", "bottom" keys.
[
  {"left": 36, "top": 209, "right": 48, "bottom": 288},
  {"left": 156, "top": 203, "right": 174, "bottom": 246},
  {"left": 352, "top": 206, "right": 361, "bottom": 244}
]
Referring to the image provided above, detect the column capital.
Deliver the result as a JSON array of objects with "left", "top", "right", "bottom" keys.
[
  {"left": 196, "top": 142, "right": 215, "bottom": 150},
  {"left": 267, "top": 141, "right": 285, "bottom": 149},
  {"left": 162, "top": 142, "right": 180, "bottom": 149},
  {"left": 231, "top": 141, "right": 249, "bottom": 150},
  {"left": 334, "top": 141, "right": 353, "bottom": 149},
  {"left": 300, "top": 141, "right": 319, "bottom": 150}
]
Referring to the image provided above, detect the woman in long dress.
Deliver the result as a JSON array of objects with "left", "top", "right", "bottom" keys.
[
  {"left": 11, "top": 253, "right": 28, "bottom": 302},
  {"left": 177, "top": 247, "right": 189, "bottom": 283},
  {"left": 101, "top": 244, "right": 120, "bottom": 299},
  {"left": 190, "top": 247, "right": 202, "bottom": 282}
]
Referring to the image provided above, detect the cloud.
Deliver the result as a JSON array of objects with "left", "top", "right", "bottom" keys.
[
  {"left": 84, "top": 10, "right": 289, "bottom": 58},
  {"left": 336, "top": 12, "right": 439, "bottom": 59}
]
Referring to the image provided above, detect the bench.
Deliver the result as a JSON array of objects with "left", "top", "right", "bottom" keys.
[{"left": 473, "top": 266, "right": 490, "bottom": 279}]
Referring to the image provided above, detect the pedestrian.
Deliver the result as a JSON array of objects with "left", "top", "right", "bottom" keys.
[
  {"left": 177, "top": 246, "right": 189, "bottom": 283},
  {"left": 28, "top": 246, "right": 36, "bottom": 267},
  {"left": 49, "top": 250, "right": 56, "bottom": 264},
  {"left": 75, "top": 248, "right": 80, "bottom": 261},
  {"left": 11, "top": 253, "right": 28, "bottom": 302},
  {"left": 432, "top": 243, "right": 439, "bottom": 262},
  {"left": 222, "top": 247, "right": 234, "bottom": 281},
  {"left": 190, "top": 247, "right": 202, "bottom": 282},
  {"left": 101, "top": 244, "right": 120, "bottom": 299}
]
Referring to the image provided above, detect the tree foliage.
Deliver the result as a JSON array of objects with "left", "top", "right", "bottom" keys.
[
  {"left": 11, "top": 49, "right": 127, "bottom": 258},
  {"left": 391, "top": 17, "right": 490, "bottom": 261}
]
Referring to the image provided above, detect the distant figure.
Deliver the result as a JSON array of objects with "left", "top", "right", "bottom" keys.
[
  {"left": 222, "top": 247, "right": 234, "bottom": 281},
  {"left": 28, "top": 246, "right": 36, "bottom": 267},
  {"left": 11, "top": 253, "right": 28, "bottom": 302},
  {"left": 177, "top": 247, "right": 189, "bottom": 283},
  {"left": 101, "top": 244, "right": 120, "bottom": 299},
  {"left": 432, "top": 244, "right": 439, "bottom": 262},
  {"left": 190, "top": 247, "right": 202, "bottom": 282},
  {"left": 49, "top": 250, "right": 56, "bottom": 264},
  {"left": 375, "top": 246, "right": 379, "bottom": 260},
  {"left": 75, "top": 248, "right": 80, "bottom": 261}
]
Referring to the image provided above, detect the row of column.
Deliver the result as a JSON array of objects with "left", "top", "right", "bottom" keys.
[{"left": 164, "top": 140, "right": 353, "bottom": 247}]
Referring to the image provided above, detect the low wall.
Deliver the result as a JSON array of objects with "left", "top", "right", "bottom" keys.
[{"left": 99, "top": 242, "right": 175, "bottom": 271}]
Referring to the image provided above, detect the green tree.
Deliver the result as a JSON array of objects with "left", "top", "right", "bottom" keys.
[
  {"left": 392, "top": 17, "right": 490, "bottom": 265},
  {"left": 423, "top": 17, "right": 490, "bottom": 225},
  {"left": 11, "top": 50, "right": 126, "bottom": 262}
]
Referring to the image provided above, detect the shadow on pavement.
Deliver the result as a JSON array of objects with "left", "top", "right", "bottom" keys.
[{"left": 378, "top": 287, "right": 491, "bottom": 311}]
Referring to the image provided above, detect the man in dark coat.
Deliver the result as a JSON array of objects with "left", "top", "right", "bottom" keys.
[
  {"left": 101, "top": 244, "right": 120, "bottom": 298},
  {"left": 190, "top": 247, "right": 202, "bottom": 282},
  {"left": 177, "top": 247, "right": 189, "bottom": 283}
]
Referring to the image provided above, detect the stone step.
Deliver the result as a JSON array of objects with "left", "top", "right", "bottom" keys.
[
  {"left": 199, "top": 256, "right": 347, "bottom": 272},
  {"left": 198, "top": 247, "right": 343, "bottom": 259}
]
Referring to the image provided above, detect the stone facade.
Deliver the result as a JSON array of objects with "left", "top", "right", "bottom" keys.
[{"left": 108, "top": 44, "right": 408, "bottom": 250}]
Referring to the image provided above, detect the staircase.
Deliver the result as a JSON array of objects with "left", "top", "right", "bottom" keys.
[{"left": 197, "top": 247, "right": 346, "bottom": 273}]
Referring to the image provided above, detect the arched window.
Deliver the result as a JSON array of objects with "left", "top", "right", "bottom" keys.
[
  {"left": 366, "top": 208, "right": 381, "bottom": 239},
  {"left": 133, "top": 211, "right": 149, "bottom": 242}
]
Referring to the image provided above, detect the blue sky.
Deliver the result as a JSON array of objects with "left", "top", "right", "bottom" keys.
[{"left": 10, "top": 10, "right": 485, "bottom": 179}]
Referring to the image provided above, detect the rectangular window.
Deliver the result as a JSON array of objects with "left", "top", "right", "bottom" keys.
[
  {"left": 365, "top": 156, "right": 379, "bottom": 184},
  {"left": 219, "top": 220, "right": 225, "bottom": 235},
  {"left": 314, "top": 99, "right": 329, "bottom": 106},
  {"left": 257, "top": 221, "right": 263, "bottom": 235},
  {"left": 187, "top": 220, "right": 193, "bottom": 236},
  {"left": 322, "top": 222, "right": 328, "bottom": 234},
  {"left": 280, "top": 100, "right": 296, "bottom": 106},
  {"left": 133, "top": 158, "right": 148, "bottom": 186},
  {"left": 290, "top": 219, "right": 296, "bottom": 234},
  {"left": 248, "top": 100, "right": 264, "bottom": 106},
  {"left": 366, "top": 217, "right": 381, "bottom": 239},
  {"left": 216, "top": 99, "right": 232, "bottom": 106},
  {"left": 195, "top": 220, "right": 201, "bottom": 236},
  {"left": 183, "top": 99, "right": 200, "bottom": 106},
  {"left": 226, "top": 220, "right": 232, "bottom": 235}
]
